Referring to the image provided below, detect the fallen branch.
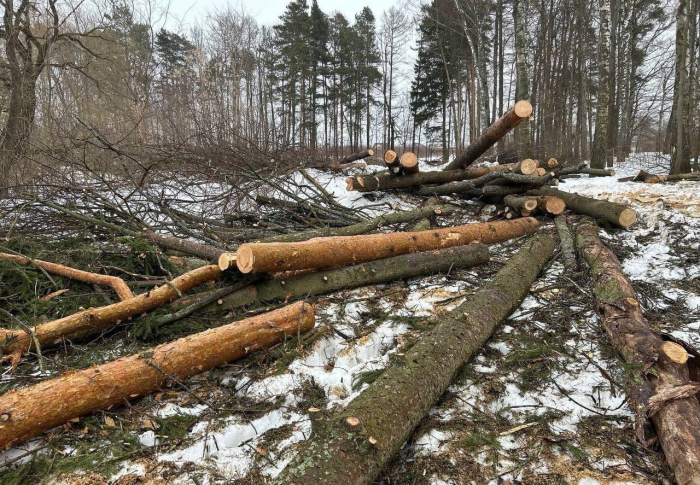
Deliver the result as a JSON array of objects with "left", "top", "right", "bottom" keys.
[
  {"left": 0, "top": 302, "right": 314, "bottom": 450},
  {"left": 554, "top": 215, "right": 577, "bottom": 272},
  {"left": 0, "top": 253, "right": 134, "bottom": 301},
  {"left": 220, "top": 218, "right": 539, "bottom": 274},
  {"left": 273, "top": 234, "right": 555, "bottom": 485}
]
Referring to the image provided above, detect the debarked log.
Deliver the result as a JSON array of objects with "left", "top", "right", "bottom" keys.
[
  {"left": 529, "top": 186, "right": 637, "bottom": 228},
  {"left": 273, "top": 234, "right": 555, "bottom": 485},
  {"left": 576, "top": 218, "right": 700, "bottom": 485},
  {"left": 0, "top": 265, "right": 223, "bottom": 365},
  {"left": 219, "top": 218, "right": 539, "bottom": 274},
  {"left": 0, "top": 302, "right": 314, "bottom": 450},
  {"left": 219, "top": 244, "right": 489, "bottom": 310}
]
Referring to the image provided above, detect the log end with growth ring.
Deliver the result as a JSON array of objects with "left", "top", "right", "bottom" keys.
[
  {"left": 662, "top": 341, "right": 689, "bottom": 365},
  {"left": 399, "top": 152, "right": 419, "bottom": 173},
  {"left": 384, "top": 150, "right": 397, "bottom": 163},
  {"left": 523, "top": 199, "right": 538, "bottom": 211},
  {"left": 618, "top": 208, "right": 637, "bottom": 228},
  {"left": 519, "top": 159, "right": 539, "bottom": 175},
  {"left": 367, "top": 149, "right": 374, "bottom": 156},
  {"left": 514, "top": 100, "right": 533, "bottom": 118},
  {"left": 235, "top": 247, "right": 255, "bottom": 273},
  {"left": 542, "top": 197, "right": 566, "bottom": 215},
  {"left": 218, "top": 253, "right": 237, "bottom": 271}
]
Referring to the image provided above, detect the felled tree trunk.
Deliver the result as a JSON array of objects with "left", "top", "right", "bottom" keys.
[
  {"left": 576, "top": 219, "right": 700, "bottom": 485},
  {"left": 0, "top": 253, "right": 133, "bottom": 300},
  {"left": 554, "top": 215, "right": 577, "bottom": 271},
  {"left": 340, "top": 149, "right": 374, "bottom": 164},
  {"left": 411, "top": 197, "right": 440, "bottom": 232},
  {"left": 0, "top": 302, "right": 314, "bottom": 450},
  {"left": 220, "top": 218, "right": 539, "bottom": 274},
  {"left": 444, "top": 101, "right": 533, "bottom": 170},
  {"left": 384, "top": 150, "right": 401, "bottom": 174},
  {"left": 219, "top": 244, "right": 489, "bottom": 310},
  {"left": 329, "top": 161, "right": 367, "bottom": 172},
  {"left": 504, "top": 195, "right": 537, "bottom": 213},
  {"left": 345, "top": 164, "right": 514, "bottom": 192},
  {"left": 532, "top": 196, "right": 566, "bottom": 215},
  {"left": 420, "top": 172, "right": 554, "bottom": 196},
  {"left": 667, "top": 173, "right": 700, "bottom": 181},
  {"left": 273, "top": 235, "right": 555, "bottom": 485},
  {"left": 262, "top": 205, "right": 455, "bottom": 243},
  {"left": 512, "top": 159, "right": 539, "bottom": 175},
  {"left": 529, "top": 187, "right": 637, "bottom": 228},
  {"left": 0, "top": 265, "right": 223, "bottom": 365}
]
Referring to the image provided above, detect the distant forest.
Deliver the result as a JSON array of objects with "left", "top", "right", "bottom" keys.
[{"left": 1, "top": 0, "right": 697, "bottom": 190}]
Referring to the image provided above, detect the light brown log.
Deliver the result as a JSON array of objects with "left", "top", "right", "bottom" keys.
[
  {"left": 0, "top": 265, "right": 222, "bottom": 366},
  {"left": 512, "top": 159, "right": 539, "bottom": 175},
  {"left": 384, "top": 150, "right": 401, "bottom": 174},
  {"left": 532, "top": 196, "right": 566, "bottom": 215},
  {"left": 0, "top": 253, "right": 133, "bottom": 301},
  {"left": 444, "top": 100, "right": 533, "bottom": 170},
  {"left": 535, "top": 167, "right": 547, "bottom": 177},
  {"left": 221, "top": 218, "right": 540, "bottom": 274},
  {"left": 399, "top": 152, "right": 419, "bottom": 174},
  {"left": 0, "top": 302, "right": 314, "bottom": 450},
  {"left": 576, "top": 219, "right": 700, "bottom": 485}
]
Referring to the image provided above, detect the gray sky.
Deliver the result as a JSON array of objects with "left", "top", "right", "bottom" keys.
[{"left": 166, "top": 0, "right": 403, "bottom": 28}]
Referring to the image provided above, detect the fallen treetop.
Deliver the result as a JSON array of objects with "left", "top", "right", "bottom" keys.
[
  {"left": 273, "top": 234, "right": 555, "bottom": 485},
  {"left": 219, "top": 243, "right": 490, "bottom": 310},
  {"left": 0, "top": 302, "right": 314, "bottom": 450},
  {"left": 0, "top": 264, "right": 223, "bottom": 366},
  {"left": 444, "top": 100, "right": 532, "bottom": 171},
  {"left": 576, "top": 218, "right": 700, "bottom": 485},
  {"left": 219, "top": 217, "right": 540, "bottom": 274}
]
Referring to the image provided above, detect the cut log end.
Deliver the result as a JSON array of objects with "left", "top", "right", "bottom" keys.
[
  {"left": 514, "top": 100, "right": 533, "bottom": 118},
  {"left": 543, "top": 197, "right": 566, "bottom": 215},
  {"left": 523, "top": 199, "right": 537, "bottom": 211},
  {"left": 346, "top": 178, "right": 354, "bottom": 191},
  {"left": 384, "top": 150, "right": 398, "bottom": 164},
  {"left": 535, "top": 168, "right": 547, "bottom": 177},
  {"left": 662, "top": 341, "right": 689, "bottom": 364},
  {"left": 546, "top": 158, "right": 559, "bottom": 168},
  {"left": 399, "top": 152, "right": 419, "bottom": 174},
  {"left": 367, "top": 149, "right": 374, "bottom": 156},
  {"left": 236, "top": 247, "right": 255, "bottom": 274},
  {"left": 218, "top": 253, "right": 237, "bottom": 271},
  {"left": 619, "top": 208, "right": 637, "bottom": 228}
]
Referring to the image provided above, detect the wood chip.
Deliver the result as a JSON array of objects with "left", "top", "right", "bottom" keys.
[{"left": 346, "top": 416, "right": 360, "bottom": 427}]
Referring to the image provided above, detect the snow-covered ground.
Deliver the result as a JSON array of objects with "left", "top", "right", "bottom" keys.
[{"left": 3, "top": 152, "right": 699, "bottom": 485}]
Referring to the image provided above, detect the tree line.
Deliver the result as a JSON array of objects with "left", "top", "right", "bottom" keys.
[{"left": 0, "top": 0, "right": 696, "bottom": 190}]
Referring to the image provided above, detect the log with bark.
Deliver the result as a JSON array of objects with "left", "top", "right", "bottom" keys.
[
  {"left": 554, "top": 215, "right": 577, "bottom": 272},
  {"left": 419, "top": 172, "right": 554, "bottom": 197},
  {"left": 631, "top": 171, "right": 700, "bottom": 183},
  {"left": 272, "top": 234, "right": 555, "bottom": 485},
  {"left": 0, "top": 253, "right": 134, "bottom": 300},
  {"left": 329, "top": 161, "right": 368, "bottom": 172},
  {"left": 576, "top": 218, "right": 700, "bottom": 485},
  {"left": 219, "top": 244, "right": 489, "bottom": 310},
  {"left": 339, "top": 150, "right": 374, "bottom": 164},
  {"left": 411, "top": 197, "right": 439, "bottom": 231},
  {"left": 444, "top": 100, "right": 533, "bottom": 170},
  {"left": 528, "top": 187, "right": 637, "bottom": 228},
  {"left": 512, "top": 158, "right": 539, "bottom": 175},
  {"left": 345, "top": 164, "right": 514, "bottom": 192},
  {"left": 219, "top": 218, "right": 540, "bottom": 274},
  {"left": 504, "top": 195, "right": 538, "bottom": 213},
  {"left": 399, "top": 152, "right": 419, "bottom": 174},
  {"left": 667, "top": 172, "right": 700, "bottom": 182},
  {"left": 0, "top": 302, "right": 314, "bottom": 450},
  {"left": 0, "top": 265, "right": 223, "bottom": 366}
]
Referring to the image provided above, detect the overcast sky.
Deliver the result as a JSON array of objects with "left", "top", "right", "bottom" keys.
[{"left": 165, "top": 0, "right": 403, "bottom": 29}]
